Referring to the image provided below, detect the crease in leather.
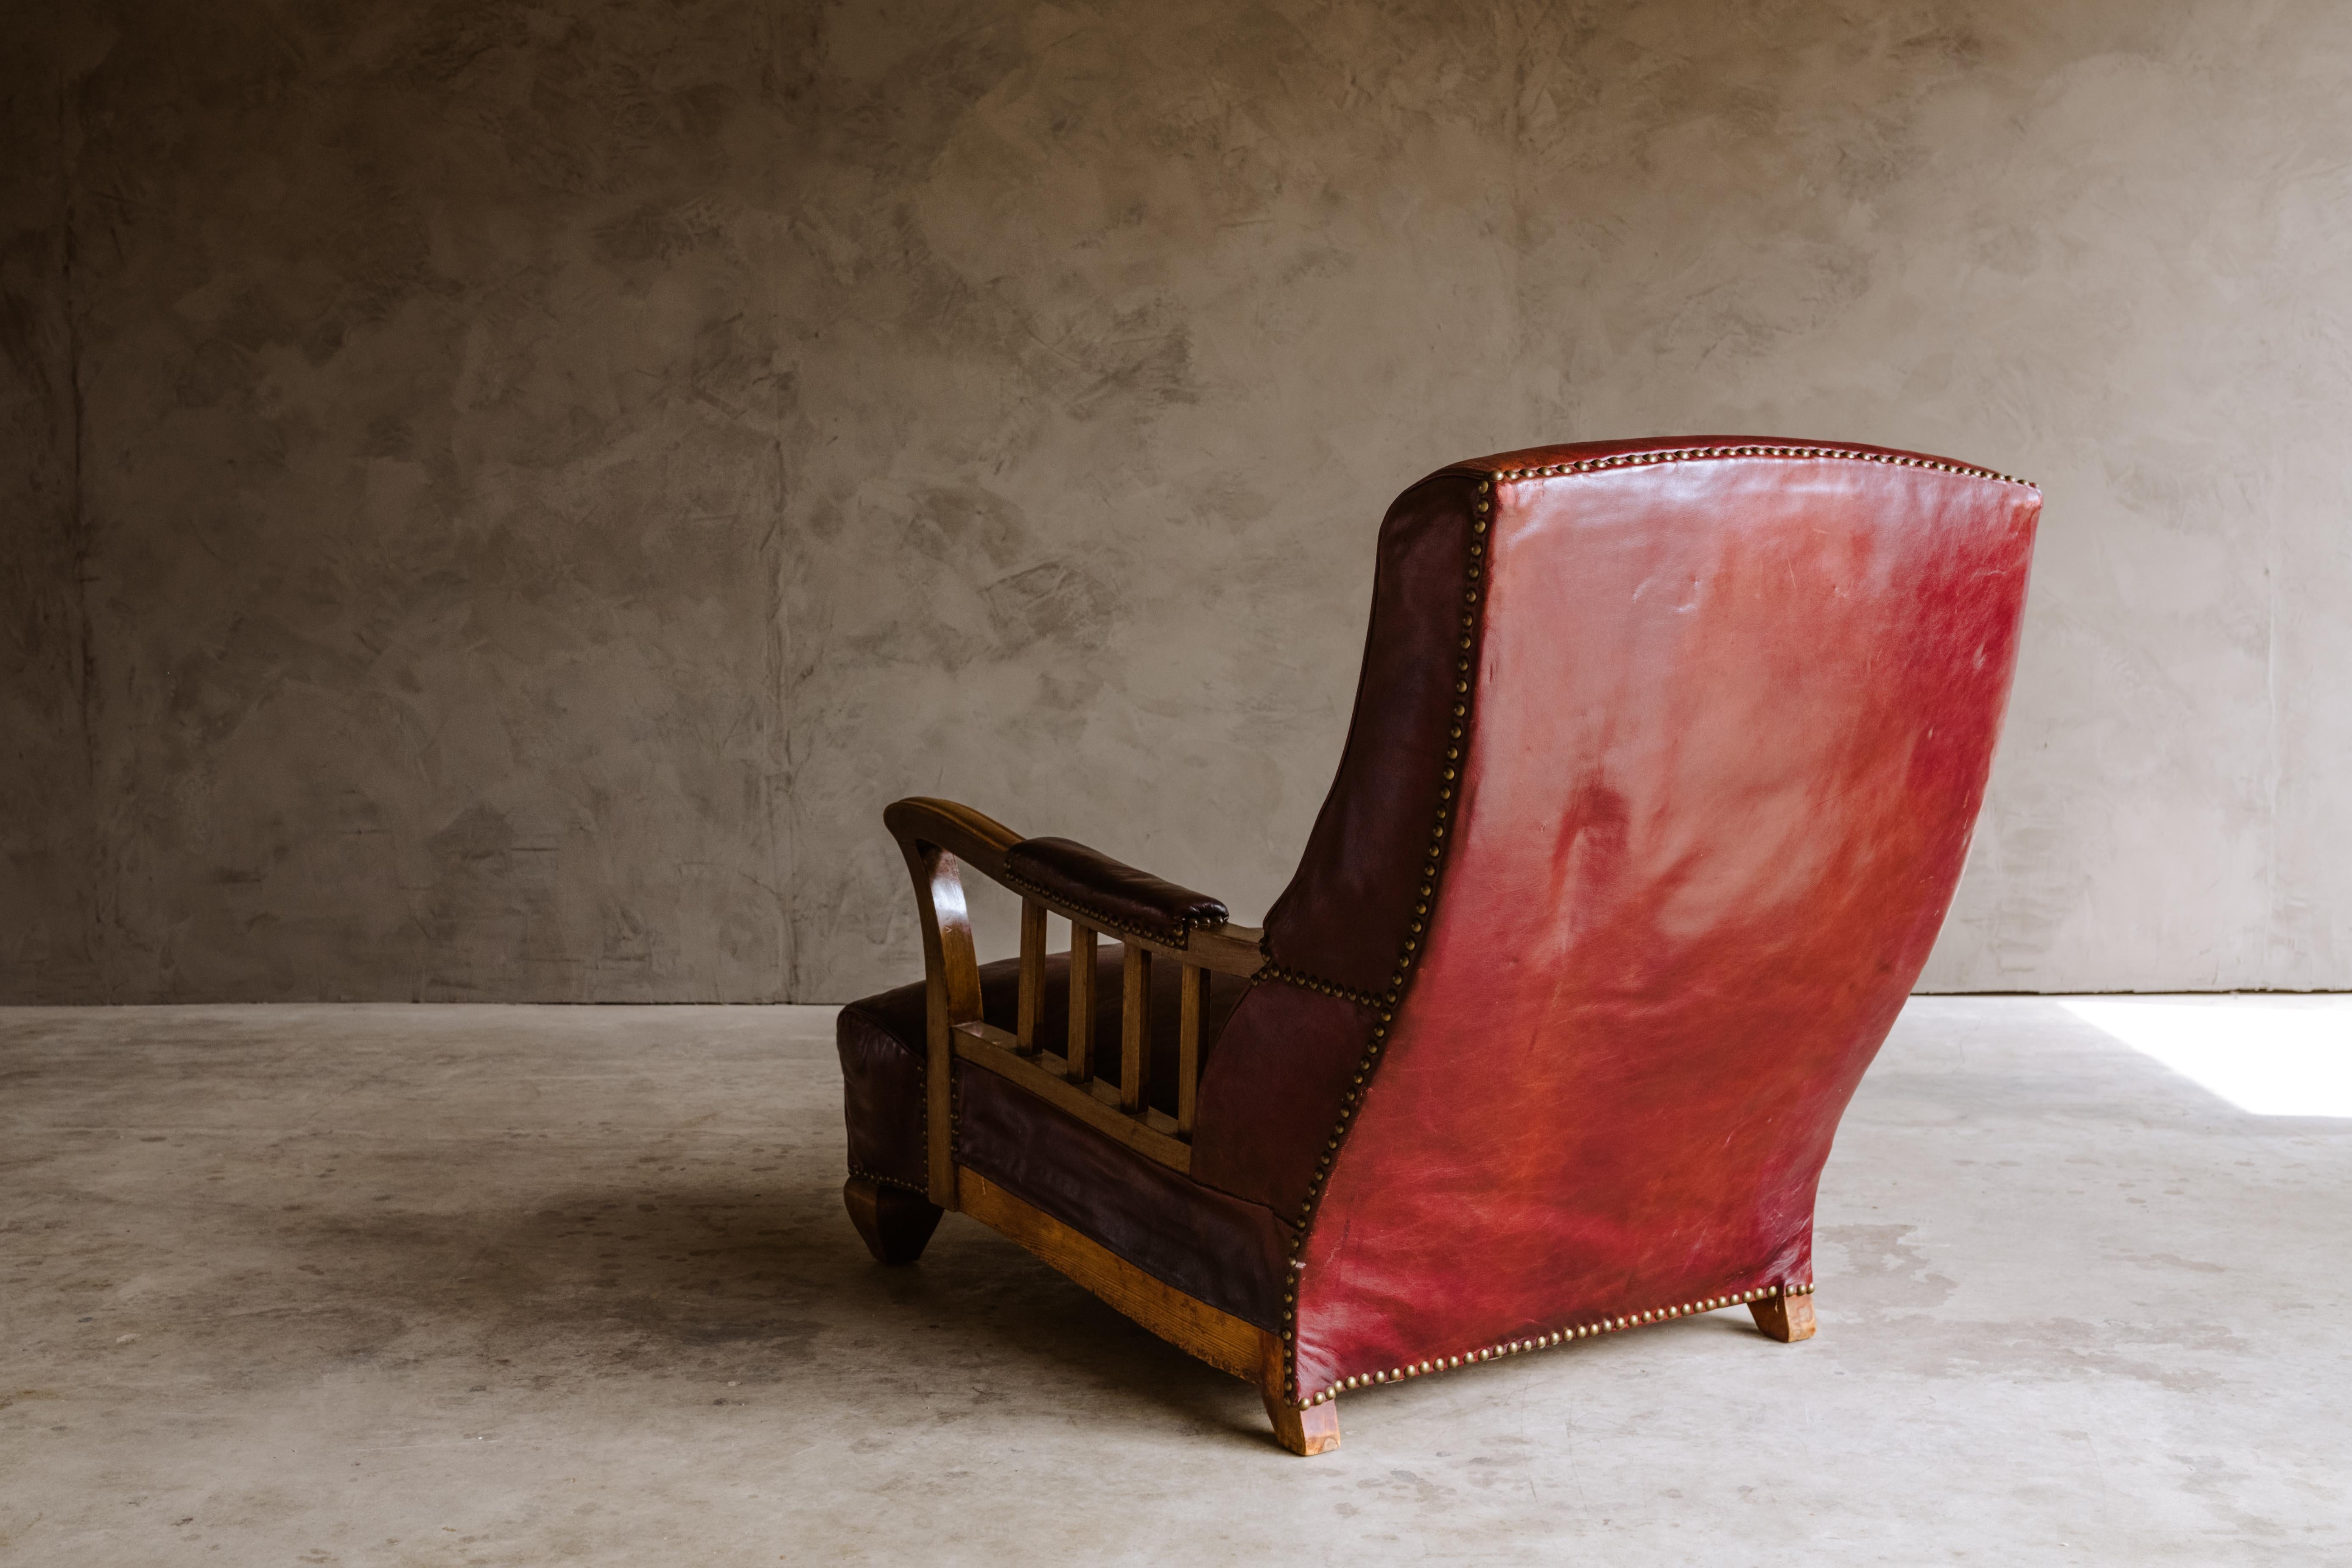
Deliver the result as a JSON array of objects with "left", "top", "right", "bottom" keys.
[
  {"left": 1289, "top": 450, "right": 2039, "bottom": 1393},
  {"left": 1004, "top": 836, "right": 1228, "bottom": 942}
]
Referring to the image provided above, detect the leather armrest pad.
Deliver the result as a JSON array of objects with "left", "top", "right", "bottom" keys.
[{"left": 1002, "top": 836, "right": 1229, "bottom": 943}]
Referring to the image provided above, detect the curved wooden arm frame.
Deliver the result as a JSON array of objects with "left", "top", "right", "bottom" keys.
[
  {"left": 882, "top": 797, "right": 1267, "bottom": 1205},
  {"left": 876, "top": 799, "right": 1336, "bottom": 1452}
]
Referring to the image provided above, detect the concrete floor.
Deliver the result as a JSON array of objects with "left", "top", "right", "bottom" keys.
[{"left": 2, "top": 1000, "right": 2345, "bottom": 1566}]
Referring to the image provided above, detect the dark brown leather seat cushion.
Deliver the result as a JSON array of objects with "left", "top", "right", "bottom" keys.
[{"left": 837, "top": 952, "right": 1291, "bottom": 1328}]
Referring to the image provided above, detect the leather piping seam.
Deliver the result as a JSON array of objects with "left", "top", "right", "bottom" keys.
[
  {"left": 1258, "top": 962, "right": 1387, "bottom": 1009},
  {"left": 1276, "top": 472, "right": 1492, "bottom": 1406},
  {"left": 1480, "top": 442, "right": 2036, "bottom": 489},
  {"left": 998, "top": 866, "right": 1216, "bottom": 949},
  {"left": 847, "top": 1162, "right": 929, "bottom": 1197},
  {"left": 1295, "top": 1281, "right": 1819, "bottom": 1406}
]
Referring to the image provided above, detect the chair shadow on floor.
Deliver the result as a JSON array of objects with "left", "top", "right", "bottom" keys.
[
  {"left": 300, "top": 1168, "right": 1283, "bottom": 1449},
  {"left": 264, "top": 1151, "right": 1787, "bottom": 1454}
]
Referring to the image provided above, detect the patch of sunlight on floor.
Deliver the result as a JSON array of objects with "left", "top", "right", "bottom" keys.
[{"left": 2061, "top": 996, "right": 2352, "bottom": 1117}]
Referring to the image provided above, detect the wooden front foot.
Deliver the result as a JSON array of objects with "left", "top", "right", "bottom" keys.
[
  {"left": 844, "top": 1176, "right": 943, "bottom": 1266},
  {"left": 1749, "top": 1290, "right": 1817, "bottom": 1343},
  {"left": 1258, "top": 1337, "right": 1340, "bottom": 1456}
]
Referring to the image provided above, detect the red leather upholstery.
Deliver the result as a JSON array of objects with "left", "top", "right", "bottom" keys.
[
  {"left": 1279, "top": 441, "right": 2038, "bottom": 1398},
  {"left": 846, "top": 436, "right": 2038, "bottom": 1408}
]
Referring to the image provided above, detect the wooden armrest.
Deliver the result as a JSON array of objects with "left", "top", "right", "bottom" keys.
[{"left": 881, "top": 795, "right": 1265, "bottom": 1205}]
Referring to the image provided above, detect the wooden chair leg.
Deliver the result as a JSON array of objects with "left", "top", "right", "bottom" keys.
[
  {"left": 1264, "top": 1387, "right": 1341, "bottom": 1457},
  {"left": 844, "top": 1176, "right": 943, "bottom": 1266},
  {"left": 1749, "top": 1290, "right": 1817, "bottom": 1343},
  {"left": 1258, "top": 1338, "right": 1340, "bottom": 1456}
]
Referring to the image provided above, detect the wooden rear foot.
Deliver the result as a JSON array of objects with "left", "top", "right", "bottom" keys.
[
  {"left": 844, "top": 1176, "right": 943, "bottom": 1266},
  {"left": 1259, "top": 1338, "right": 1340, "bottom": 1456},
  {"left": 1262, "top": 1385, "right": 1341, "bottom": 1457},
  {"left": 1749, "top": 1289, "right": 1817, "bottom": 1343}
]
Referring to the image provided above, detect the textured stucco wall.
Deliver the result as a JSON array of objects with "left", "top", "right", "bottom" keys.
[
  {"left": 1, "top": 17, "right": 101, "bottom": 1001},
  {"left": 5, "top": 1, "right": 2348, "bottom": 1001}
]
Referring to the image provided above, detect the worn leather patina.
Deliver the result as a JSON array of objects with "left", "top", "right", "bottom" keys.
[
  {"left": 1003, "top": 836, "right": 1231, "bottom": 944},
  {"left": 842, "top": 436, "right": 2039, "bottom": 1405}
]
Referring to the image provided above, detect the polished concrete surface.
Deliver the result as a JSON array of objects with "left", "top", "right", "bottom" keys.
[{"left": 3, "top": 999, "right": 2345, "bottom": 1565}]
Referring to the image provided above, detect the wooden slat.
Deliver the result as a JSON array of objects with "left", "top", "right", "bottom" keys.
[
  {"left": 1177, "top": 962, "right": 1205, "bottom": 1138},
  {"left": 926, "top": 1035, "right": 955, "bottom": 1207},
  {"left": 953, "top": 1021, "right": 1190, "bottom": 1172},
  {"left": 956, "top": 1168, "right": 1267, "bottom": 1383},
  {"left": 1120, "top": 942, "right": 1150, "bottom": 1113},
  {"left": 1015, "top": 900, "right": 1048, "bottom": 1054},
  {"left": 1068, "top": 922, "right": 1097, "bottom": 1082}
]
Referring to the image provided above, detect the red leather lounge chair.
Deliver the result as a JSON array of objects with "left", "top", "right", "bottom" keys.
[{"left": 837, "top": 437, "right": 2041, "bottom": 1455}]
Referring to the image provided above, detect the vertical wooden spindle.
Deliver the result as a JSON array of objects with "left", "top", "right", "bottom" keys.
[
  {"left": 1120, "top": 942, "right": 1152, "bottom": 1113},
  {"left": 1067, "top": 923, "right": 1097, "bottom": 1082},
  {"left": 1176, "top": 962, "right": 1205, "bottom": 1138},
  {"left": 1015, "top": 900, "right": 1047, "bottom": 1054}
]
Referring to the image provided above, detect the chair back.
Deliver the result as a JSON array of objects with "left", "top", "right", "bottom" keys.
[{"left": 1194, "top": 438, "right": 2040, "bottom": 1396}]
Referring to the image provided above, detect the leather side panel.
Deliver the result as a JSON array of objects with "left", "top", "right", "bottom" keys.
[
  {"left": 1189, "top": 978, "right": 1380, "bottom": 1220},
  {"left": 1293, "top": 455, "right": 2040, "bottom": 1394},
  {"left": 956, "top": 1069, "right": 1294, "bottom": 1330}
]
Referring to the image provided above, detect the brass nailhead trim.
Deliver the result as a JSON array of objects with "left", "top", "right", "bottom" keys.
[
  {"left": 1259, "top": 963, "right": 1389, "bottom": 1009},
  {"left": 1482, "top": 443, "right": 2034, "bottom": 489},
  {"left": 1297, "top": 1282, "right": 1819, "bottom": 1404},
  {"left": 846, "top": 1163, "right": 929, "bottom": 1197}
]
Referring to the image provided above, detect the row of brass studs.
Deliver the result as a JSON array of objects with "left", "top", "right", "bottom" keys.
[
  {"left": 1259, "top": 962, "right": 1387, "bottom": 1009},
  {"left": 1488, "top": 444, "right": 2034, "bottom": 489},
  {"left": 1278, "top": 475, "right": 1499, "bottom": 1404},
  {"left": 847, "top": 1162, "right": 929, "bottom": 1197},
  {"left": 1298, "top": 1282, "right": 1819, "bottom": 1405},
  {"left": 998, "top": 868, "right": 1211, "bottom": 948}
]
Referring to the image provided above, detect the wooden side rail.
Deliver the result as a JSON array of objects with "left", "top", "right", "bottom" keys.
[{"left": 883, "top": 797, "right": 1266, "bottom": 1199}]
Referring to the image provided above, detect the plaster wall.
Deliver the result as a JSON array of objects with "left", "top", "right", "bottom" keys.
[{"left": 5, "top": 0, "right": 2348, "bottom": 1001}]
